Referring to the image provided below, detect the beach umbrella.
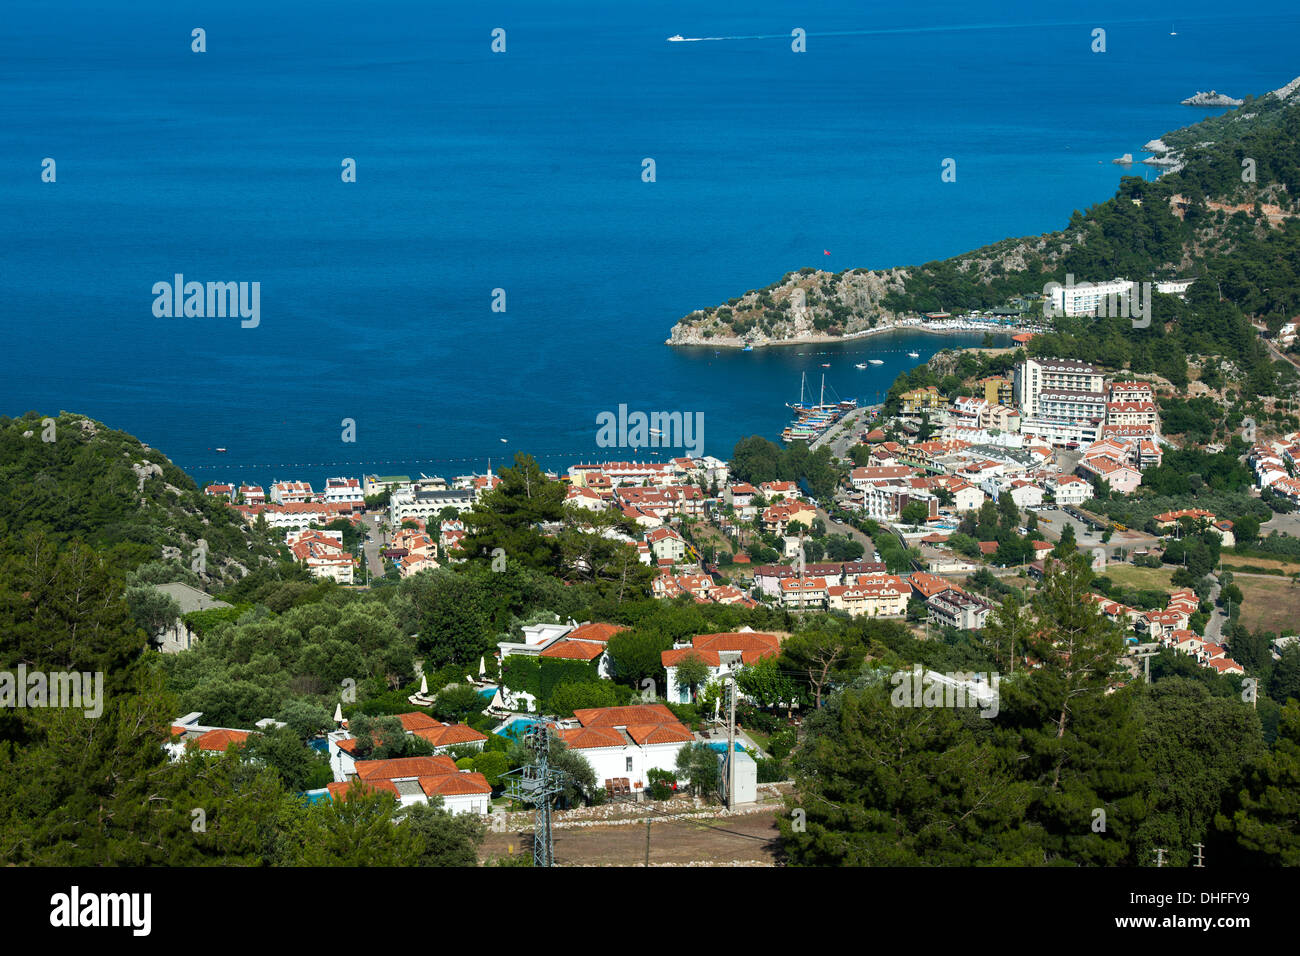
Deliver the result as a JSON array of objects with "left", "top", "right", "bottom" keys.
[
  {"left": 420, "top": 674, "right": 428, "bottom": 695},
  {"left": 479, "top": 656, "right": 486, "bottom": 677},
  {"left": 332, "top": 702, "right": 343, "bottom": 725}
]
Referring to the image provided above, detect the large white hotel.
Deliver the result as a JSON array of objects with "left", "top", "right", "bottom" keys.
[{"left": 1046, "top": 276, "right": 1195, "bottom": 316}]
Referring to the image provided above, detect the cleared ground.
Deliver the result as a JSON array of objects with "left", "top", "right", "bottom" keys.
[
  {"left": 479, "top": 807, "right": 784, "bottom": 867},
  {"left": 1221, "top": 554, "right": 1300, "bottom": 575},
  {"left": 1232, "top": 572, "right": 1300, "bottom": 635},
  {"left": 1101, "top": 563, "right": 1176, "bottom": 591}
]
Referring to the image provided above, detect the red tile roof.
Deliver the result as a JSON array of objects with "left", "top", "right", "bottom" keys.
[
  {"left": 625, "top": 723, "right": 694, "bottom": 745},
  {"left": 557, "top": 726, "right": 626, "bottom": 749},
  {"left": 396, "top": 712, "right": 442, "bottom": 732},
  {"left": 419, "top": 772, "right": 492, "bottom": 796},
  {"left": 194, "top": 729, "right": 251, "bottom": 752},
  {"left": 354, "top": 755, "right": 459, "bottom": 781},
  {"left": 539, "top": 639, "right": 606, "bottom": 661},
  {"left": 566, "top": 622, "right": 630, "bottom": 644},
  {"left": 412, "top": 724, "right": 489, "bottom": 748},
  {"left": 573, "top": 704, "right": 680, "bottom": 728}
]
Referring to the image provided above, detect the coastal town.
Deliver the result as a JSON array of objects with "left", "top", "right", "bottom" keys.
[
  {"left": 155, "top": 331, "right": 1300, "bottom": 855},
  {"left": 5, "top": 38, "right": 1300, "bottom": 897}
]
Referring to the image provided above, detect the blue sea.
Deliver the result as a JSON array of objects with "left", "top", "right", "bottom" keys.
[{"left": 2, "top": 0, "right": 1297, "bottom": 489}]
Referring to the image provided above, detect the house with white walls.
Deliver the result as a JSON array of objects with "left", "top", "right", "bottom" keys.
[
  {"left": 662, "top": 630, "right": 781, "bottom": 704},
  {"left": 553, "top": 704, "right": 695, "bottom": 794},
  {"left": 331, "top": 755, "right": 492, "bottom": 815}
]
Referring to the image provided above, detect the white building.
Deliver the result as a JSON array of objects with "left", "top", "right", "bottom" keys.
[
  {"left": 333, "top": 755, "right": 492, "bottom": 816},
  {"left": 323, "top": 477, "right": 364, "bottom": 504},
  {"left": 555, "top": 704, "right": 695, "bottom": 793},
  {"left": 662, "top": 630, "right": 781, "bottom": 704},
  {"left": 389, "top": 482, "right": 475, "bottom": 525},
  {"left": 1015, "top": 358, "right": 1105, "bottom": 418},
  {"left": 1045, "top": 277, "right": 1138, "bottom": 317},
  {"left": 1044, "top": 474, "right": 1094, "bottom": 506},
  {"left": 270, "top": 481, "right": 314, "bottom": 505}
]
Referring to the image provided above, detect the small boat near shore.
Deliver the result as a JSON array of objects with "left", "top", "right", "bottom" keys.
[
  {"left": 868, "top": 359, "right": 884, "bottom": 365},
  {"left": 855, "top": 363, "right": 867, "bottom": 369},
  {"left": 907, "top": 351, "right": 920, "bottom": 358}
]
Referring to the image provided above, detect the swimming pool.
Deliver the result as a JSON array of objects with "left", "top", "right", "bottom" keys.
[
  {"left": 705, "top": 741, "right": 746, "bottom": 752},
  {"left": 496, "top": 717, "right": 539, "bottom": 740}
]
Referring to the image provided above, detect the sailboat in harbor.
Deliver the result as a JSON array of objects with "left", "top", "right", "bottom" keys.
[{"left": 782, "top": 372, "right": 856, "bottom": 444}]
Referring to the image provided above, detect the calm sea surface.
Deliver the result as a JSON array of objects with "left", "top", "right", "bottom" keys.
[{"left": 2, "top": 0, "right": 1296, "bottom": 486}]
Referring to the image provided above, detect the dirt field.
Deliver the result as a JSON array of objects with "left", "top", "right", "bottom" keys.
[
  {"left": 1221, "top": 555, "right": 1300, "bottom": 575},
  {"left": 1231, "top": 572, "right": 1300, "bottom": 635},
  {"left": 479, "top": 807, "right": 785, "bottom": 867}
]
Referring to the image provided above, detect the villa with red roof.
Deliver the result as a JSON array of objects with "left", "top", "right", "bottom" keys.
[
  {"left": 328, "top": 711, "right": 487, "bottom": 781},
  {"left": 553, "top": 704, "right": 695, "bottom": 793},
  {"left": 661, "top": 630, "right": 781, "bottom": 704},
  {"left": 335, "top": 753, "right": 492, "bottom": 814}
]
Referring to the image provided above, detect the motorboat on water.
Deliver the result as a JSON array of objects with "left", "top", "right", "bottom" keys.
[
  {"left": 667, "top": 34, "right": 685, "bottom": 41},
  {"left": 855, "top": 363, "right": 867, "bottom": 369},
  {"left": 868, "top": 359, "right": 884, "bottom": 365},
  {"left": 907, "top": 351, "right": 920, "bottom": 358}
]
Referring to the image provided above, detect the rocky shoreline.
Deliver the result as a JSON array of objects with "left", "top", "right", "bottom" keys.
[
  {"left": 666, "top": 73, "right": 1298, "bottom": 352},
  {"left": 668, "top": 318, "right": 1023, "bottom": 349},
  {"left": 1181, "top": 89, "right": 1244, "bottom": 107}
]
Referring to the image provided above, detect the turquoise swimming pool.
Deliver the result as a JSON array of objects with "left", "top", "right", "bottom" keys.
[
  {"left": 705, "top": 741, "right": 746, "bottom": 752},
  {"left": 497, "top": 717, "right": 539, "bottom": 740}
]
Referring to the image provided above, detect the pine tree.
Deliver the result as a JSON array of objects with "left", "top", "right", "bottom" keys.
[
  {"left": 780, "top": 681, "right": 1041, "bottom": 865},
  {"left": 457, "top": 453, "right": 565, "bottom": 574},
  {"left": 996, "top": 555, "right": 1151, "bottom": 864},
  {"left": 1218, "top": 700, "right": 1300, "bottom": 865}
]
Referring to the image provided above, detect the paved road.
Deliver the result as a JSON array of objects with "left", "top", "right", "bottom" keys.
[
  {"left": 813, "top": 405, "right": 875, "bottom": 458},
  {"left": 1034, "top": 507, "right": 1103, "bottom": 554},
  {"left": 360, "top": 512, "right": 387, "bottom": 582},
  {"left": 1205, "top": 574, "right": 1225, "bottom": 644},
  {"left": 1254, "top": 321, "right": 1300, "bottom": 372},
  {"left": 813, "top": 504, "right": 877, "bottom": 559}
]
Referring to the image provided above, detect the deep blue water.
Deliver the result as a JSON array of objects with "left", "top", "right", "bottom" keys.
[{"left": 3, "top": 0, "right": 1297, "bottom": 489}]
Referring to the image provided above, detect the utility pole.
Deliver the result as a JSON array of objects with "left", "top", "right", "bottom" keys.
[
  {"left": 503, "top": 723, "right": 567, "bottom": 868},
  {"left": 726, "top": 672, "right": 737, "bottom": 808},
  {"left": 1192, "top": 843, "right": 1205, "bottom": 868},
  {"left": 644, "top": 819, "right": 651, "bottom": 867},
  {"left": 1154, "top": 847, "right": 1167, "bottom": 867}
]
